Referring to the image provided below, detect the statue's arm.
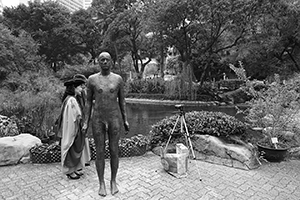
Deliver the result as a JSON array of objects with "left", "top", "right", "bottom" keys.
[
  {"left": 83, "top": 78, "right": 93, "bottom": 132},
  {"left": 118, "top": 77, "right": 129, "bottom": 132}
]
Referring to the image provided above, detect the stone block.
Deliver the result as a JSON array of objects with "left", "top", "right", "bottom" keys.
[{"left": 161, "top": 143, "right": 189, "bottom": 175}]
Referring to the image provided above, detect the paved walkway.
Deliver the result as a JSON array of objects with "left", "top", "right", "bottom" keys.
[{"left": 1, "top": 152, "right": 300, "bottom": 200}]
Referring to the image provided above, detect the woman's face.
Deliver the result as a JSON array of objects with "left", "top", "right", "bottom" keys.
[{"left": 75, "top": 84, "right": 85, "bottom": 96}]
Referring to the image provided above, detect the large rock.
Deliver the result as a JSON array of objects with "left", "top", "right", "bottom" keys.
[
  {"left": 218, "top": 88, "right": 252, "bottom": 104},
  {"left": 0, "top": 133, "right": 42, "bottom": 166},
  {"left": 289, "top": 147, "right": 300, "bottom": 159},
  {"left": 192, "top": 134, "right": 261, "bottom": 170}
]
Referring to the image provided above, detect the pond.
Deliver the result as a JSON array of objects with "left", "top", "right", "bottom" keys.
[{"left": 123, "top": 102, "right": 247, "bottom": 138}]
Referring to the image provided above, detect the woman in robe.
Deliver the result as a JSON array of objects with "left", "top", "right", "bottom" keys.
[
  {"left": 59, "top": 77, "right": 86, "bottom": 179},
  {"left": 73, "top": 74, "right": 91, "bottom": 167}
]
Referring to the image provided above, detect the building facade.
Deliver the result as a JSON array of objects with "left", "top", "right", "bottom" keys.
[
  {"left": 57, "top": 0, "right": 84, "bottom": 12},
  {"left": 83, "top": 0, "right": 91, "bottom": 9},
  {"left": 1, "top": 0, "right": 86, "bottom": 13},
  {"left": 0, "top": 0, "right": 3, "bottom": 14}
]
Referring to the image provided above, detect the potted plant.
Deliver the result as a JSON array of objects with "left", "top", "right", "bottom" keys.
[{"left": 244, "top": 74, "right": 300, "bottom": 162}]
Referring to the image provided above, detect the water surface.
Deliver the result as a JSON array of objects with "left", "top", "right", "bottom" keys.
[{"left": 124, "top": 103, "right": 246, "bottom": 138}]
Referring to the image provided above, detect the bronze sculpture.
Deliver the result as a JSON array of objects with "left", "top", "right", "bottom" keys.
[{"left": 82, "top": 52, "right": 129, "bottom": 196}]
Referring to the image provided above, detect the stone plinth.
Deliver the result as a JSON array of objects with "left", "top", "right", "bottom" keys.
[{"left": 161, "top": 143, "right": 189, "bottom": 175}]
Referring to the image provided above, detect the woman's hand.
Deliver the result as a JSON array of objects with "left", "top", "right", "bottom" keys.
[
  {"left": 82, "top": 123, "right": 88, "bottom": 136},
  {"left": 124, "top": 121, "right": 130, "bottom": 135}
]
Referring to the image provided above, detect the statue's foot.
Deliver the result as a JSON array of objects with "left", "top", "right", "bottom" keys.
[
  {"left": 98, "top": 184, "right": 107, "bottom": 197},
  {"left": 111, "top": 181, "right": 119, "bottom": 195}
]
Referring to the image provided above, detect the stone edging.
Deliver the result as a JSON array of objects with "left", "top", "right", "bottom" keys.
[
  {"left": 125, "top": 98, "right": 219, "bottom": 106},
  {"left": 125, "top": 98, "right": 248, "bottom": 108}
]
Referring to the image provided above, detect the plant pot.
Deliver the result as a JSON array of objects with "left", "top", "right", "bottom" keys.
[{"left": 257, "top": 143, "right": 289, "bottom": 162}]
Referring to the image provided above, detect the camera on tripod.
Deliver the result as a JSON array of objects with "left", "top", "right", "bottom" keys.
[
  {"left": 162, "top": 103, "right": 200, "bottom": 179},
  {"left": 175, "top": 104, "right": 184, "bottom": 111}
]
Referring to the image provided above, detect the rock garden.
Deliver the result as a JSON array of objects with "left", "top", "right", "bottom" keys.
[{"left": 2, "top": 70, "right": 300, "bottom": 169}]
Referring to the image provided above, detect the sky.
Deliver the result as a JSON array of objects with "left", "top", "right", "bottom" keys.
[{"left": 2, "top": 0, "right": 21, "bottom": 8}]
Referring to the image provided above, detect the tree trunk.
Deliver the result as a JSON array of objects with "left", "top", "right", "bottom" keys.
[
  {"left": 287, "top": 51, "right": 300, "bottom": 71},
  {"left": 159, "top": 32, "right": 165, "bottom": 78},
  {"left": 181, "top": 61, "right": 195, "bottom": 100},
  {"left": 199, "top": 61, "right": 210, "bottom": 87},
  {"left": 113, "top": 42, "right": 122, "bottom": 73},
  {"left": 131, "top": 52, "right": 139, "bottom": 75}
]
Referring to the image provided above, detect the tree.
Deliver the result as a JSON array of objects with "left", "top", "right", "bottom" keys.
[
  {"left": 90, "top": 0, "right": 141, "bottom": 69},
  {"left": 103, "top": 1, "right": 157, "bottom": 78},
  {"left": 238, "top": 0, "right": 300, "bottom": 79},
  {"left": 71, "top": 9, "right": 104, "bottom": 63},
  {"left": 0, "top": 24, "right": 41, "bottom": 79},
  {"left": 143, "top": 2, "right": 168, "bottom": 78},
  {"left": 2, "top": 1, "right": 81, "bottom": 72},
  {"left": 146, "top": 0, "right": 261, "bottom": 83}
]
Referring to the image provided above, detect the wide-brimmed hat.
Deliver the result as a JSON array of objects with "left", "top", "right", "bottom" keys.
[
  {"left": 64, "top": 76, "right": 86, "bottom": 87},
  {"left": 73, "top": 74, "right": 87, "bottom": 82}
]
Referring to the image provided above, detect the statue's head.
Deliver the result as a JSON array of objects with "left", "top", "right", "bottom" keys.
[{"left": 98, "top": 52, "right": 112, "bottom": 72}]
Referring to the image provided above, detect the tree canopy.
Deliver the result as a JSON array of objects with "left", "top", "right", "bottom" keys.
[
  {"left": 1, "top": 0, "right": 300, "bottom": 81},
  {"left": 0, "top": 24, "right": 40, "bottom": 78}
]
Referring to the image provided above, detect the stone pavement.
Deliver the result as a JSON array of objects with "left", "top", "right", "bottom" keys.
[{"left": 1, "top": 152, "right": 300, "bottom": 200}]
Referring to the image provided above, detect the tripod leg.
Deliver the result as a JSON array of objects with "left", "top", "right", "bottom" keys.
[
  {"left": 182, "top": 116, "right": 202, "bottom": 181},
  {"left": 181, "top": 116, "right": 189, "bottom": 149},
  {"left": 182, "top": 116, "right": 196, "bottom": 159},
  {"left": 164, "top": 115, "right": 180, "bottom": 154}
]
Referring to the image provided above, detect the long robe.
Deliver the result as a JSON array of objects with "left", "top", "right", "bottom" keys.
[
  {"left": 60, "top": 96, "right": 85, "bottom": 174},
  {"left": 81, "top": 138, "right": 91, "bottom": 165},
  {"left": 76, "top": 91, "right": 91, "bottom": 166}
]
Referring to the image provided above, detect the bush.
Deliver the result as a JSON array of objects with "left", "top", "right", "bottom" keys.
[
  {"left": 126, "top": 78, "right": 218, "bottom": 101},
  {"left": 148, "top": 111, "right": 247, "bottom": 149},
  {"left": 164, "top": 79, "right": 196, "bottom": 100},
  {"left": 126, "top": 78, "right": 165, "bottom": 94},
  {"left": 245, "top": 74, "right": 300, "bottom": 148},
  {"left": 0, "top": 71, "right": 63, "bottom": 139},
  {"left": 56, "top": 64, "right": 99, "bottom": 81}
]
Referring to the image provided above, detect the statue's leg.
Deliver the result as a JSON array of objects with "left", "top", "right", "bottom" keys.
[
  {"left": 107, "top": 119, "right": 121, "bottom": 195},
  {"left": 92, "top": 121, "right": 107, "bottom": 196}
]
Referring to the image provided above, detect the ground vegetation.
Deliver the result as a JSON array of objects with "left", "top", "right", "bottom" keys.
[{"left": 1, "top": 0, "right": 300, "bottom": 141}]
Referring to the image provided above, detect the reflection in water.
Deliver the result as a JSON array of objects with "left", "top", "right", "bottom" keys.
[{"left": 123, "top": 103, "right": 246, "bottom": 138}]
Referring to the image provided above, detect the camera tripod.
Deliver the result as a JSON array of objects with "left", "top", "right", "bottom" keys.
[
  {"left": 164, "top": 105, "right": 196, "bottom": 159},
  {"left": 163, "top": 104, "right": 202, "bottom": 180}
]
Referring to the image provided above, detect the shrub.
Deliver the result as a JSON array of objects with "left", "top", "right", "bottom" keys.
[
  {"left": 148, "top": 111, "right": 247, "bottom": 149},
  {"left": 56, "top": 64, "right": 99, "bottom": 81},
  {"left": 126, "top": 78, "right": 218, "bottom": 101},
  {"left": 0, "top": 115, "right": 20, "bottom": 137},
  {"left": 164, "top": 78, "right": 195, "bottom": 100},
  {"left": 0, "top": 71, "right": 63, "bottom": 139},
  {"left": 245, "top": 74, "right": 300, "bottom": 148},
  {"left": 126, "top": 79, "right": 145, "bottom": 93},
  {"left": 126, "top": 78, "right": 165, "bottom": 94}
]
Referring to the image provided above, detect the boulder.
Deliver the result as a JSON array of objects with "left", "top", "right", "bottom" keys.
[
  {"left": 0, "top": 133, "right": 42, "bottom": 166},
  {"left": 218, "top": 88, "right": 252, "bottom": 104},
  {"left": 289, "top": 147, "right": 300, "bottom": 159},
  {"left": 192, "top": 134, "right": 261, "bottom": 170},
  {"left": 0, "top": 115, "right": 19, "bottom": 137}
]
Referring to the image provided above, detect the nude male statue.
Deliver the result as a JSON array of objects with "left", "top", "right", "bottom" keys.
[{"left": 82, "top": 52, "right": 129, "bottom": 196}]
